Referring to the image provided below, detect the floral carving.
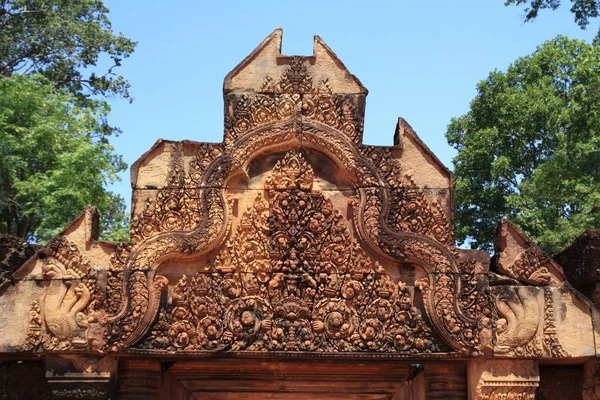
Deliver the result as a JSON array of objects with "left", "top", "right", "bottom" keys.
[
  {"left": 224, "top": 93, "right": 302, "bottom": 144},
  {"left": 225, "top": 58, "right": 364, "bottom": 144},
  {"left": 276, "top": 56, "right": 312, "bottom": 94},
  {"left": 137, "top": 151, "right": 442, "bottom": 354},
  {"left": 302, "top": 79, "right": 363, "bottom": 143},
  {"left": 392, "top": 175, "right": 452, "bottom": 246},
  {"left": 130, "top": 143, "right": 224, "bottom": 243},
  {"left": 266, "top": 150, "right": 314, "bottom": 190},
  {"left": 543, "top": 287, "right": 567, "bottom": 357},
  {"left": 356, "top": 146, "right": 453, "bottom": 247}
]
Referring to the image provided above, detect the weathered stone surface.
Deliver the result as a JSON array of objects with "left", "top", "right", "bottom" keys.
[
  {"left": 46, "top": 354, "right": 117, "bottom": 399},
  {"left": 0, "top": 361, "right": 50, "bottom": 400},
  {"left": 424, "top": 364, "right": 467, "bottom": 399},
  {"left": 118, "top": 359, "right": 161, "bottom": 400},
  {"left": 555, "top": 229, "right": 600, "bottom": 286},
  {"left": 493, "top": 219, "right": 566, "bottom": 286},
  {"left": 550, "top": 288, "right": 595, "bottom": 357},
  {"left": 584, "top": 358, "right": 600, "bottom": 400},
  {"left": 555, "top": 229, "right": 600, "bottom": 310}
]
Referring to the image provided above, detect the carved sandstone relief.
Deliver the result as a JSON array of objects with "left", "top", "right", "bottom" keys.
[
  {"left": 22, "top": 237, "right": 97, "bottom": 352},
  {"left": 470, "top": 360, "right": 540, "bottom": 400},
  {"left": 12, "top": 29, "right": 593, "bottom": 371},
  {"left": 19, "top": 122, "right": 484, "bottom": 356},
  {"left": 490, "top": 285, "right": 570, "bottom": 359},
  {"left": 136, "top": 151, "right": 445, "bottom": 354},
  {"left": 494, "top": 219, "right": 566, "bottom": 286},
  {"left": 492, "top": 286, "right": 543, "bottom": 358},
  {"left": 81, "top": 94, "right": 480, "bottom": 356}
]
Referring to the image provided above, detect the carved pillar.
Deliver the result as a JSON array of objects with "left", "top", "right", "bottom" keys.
[
  {"left": 424, "top": 364, "right": 468, "bottom": 399},
  {"left": 117, "top": 359, "right": 162, "bottom": 399},
  {"left": 584, "top": 358, "right": 600, "bottom": 400},
  {"left": 46, "top": 354, "right": 117, "bottom": 399},
  {"left": 468, "top": 359, "right": 539, "bottom": 400}
]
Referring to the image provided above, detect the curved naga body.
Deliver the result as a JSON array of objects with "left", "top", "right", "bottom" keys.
[{"left": 42, "top": 261, "right": 90, "bottom": 345}]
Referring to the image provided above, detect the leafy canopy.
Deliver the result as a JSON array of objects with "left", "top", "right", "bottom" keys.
[
  {"left": 0, "top": 74, "right": 129, "bottom": 242},
  {"left": 505, "top": 0, "right": 600, "bottom": 42},
  {"left": 446, "top": 36, "right": 600, "bottom": 255},
  {"left": 0, "top": 0, "right": 136, "bottom": 138}
]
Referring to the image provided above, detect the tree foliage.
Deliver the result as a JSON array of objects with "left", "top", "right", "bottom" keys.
[
  {"left": 505, "top": 0, "right": 600, "bottom": 42},
  {"left": 446, "top": 36, "right": 600, "bottom": 255},
  {"left": 0, "top": 0, "right": 136, "bottom": 138},
  {"left": 506, "top": 0, "right": 599, "bottom": 27},
  {"left": 0, "top": 74, "right": 128, "bottom": 242}
]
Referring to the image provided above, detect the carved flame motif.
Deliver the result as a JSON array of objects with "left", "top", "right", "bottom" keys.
[
  {"left": 279, "top": 57, "right": 312, "bottom": 94},
  {"left": 138, "top": 151, "right": 443, "bottom": 354},
  {"left": 266, "top": 150, "right": 314, "bottom": 191}
]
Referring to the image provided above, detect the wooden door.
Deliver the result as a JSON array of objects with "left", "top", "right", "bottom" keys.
[{"left": 161, "top": 358, "right": 419, "bottom": 400}]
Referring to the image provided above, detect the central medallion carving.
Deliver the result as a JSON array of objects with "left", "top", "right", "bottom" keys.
[{"left": 139, "top": 151, "right": 444, "bottom": 354}]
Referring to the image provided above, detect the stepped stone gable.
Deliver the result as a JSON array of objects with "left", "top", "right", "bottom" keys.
[{"left": 0, "top": 29, "right": 599, "bottom": 399}]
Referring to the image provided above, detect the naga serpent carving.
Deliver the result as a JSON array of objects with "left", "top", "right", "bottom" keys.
[
  {"left": 495, "top": 286, "right": 541, "bottom": 355},
  {"left": 104, "top": 118, "right": 482, "bottom": 355},
  {"left": 43, "top": 261, "right": 91, "bottom": 342}
]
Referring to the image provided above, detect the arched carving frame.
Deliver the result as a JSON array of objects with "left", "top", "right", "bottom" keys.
[{"left": 105, "top": 119, "right": 481, "bottom": 356}]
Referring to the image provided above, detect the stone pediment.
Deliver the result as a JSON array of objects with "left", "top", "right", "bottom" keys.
[
  {"left": 1, "top": 28, "right": 599, "bottom": 400},
  {"left": 224, "top": 28, "right": 367, "bottom": 95}
]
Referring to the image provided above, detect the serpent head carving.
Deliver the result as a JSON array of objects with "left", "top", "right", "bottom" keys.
[{"left": 495, "top": 286, "right": 541, "bottom": 352}]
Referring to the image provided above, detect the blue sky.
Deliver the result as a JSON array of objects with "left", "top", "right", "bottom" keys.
[{"left": 103, "top": 0, "right": 597, "bottom": 208}]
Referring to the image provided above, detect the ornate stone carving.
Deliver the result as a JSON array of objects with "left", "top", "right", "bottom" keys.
[
  {"left": 23, "top": 237, "right": 96, "bottom": 351},
  {"left": 3, "top": 27, "right": 599, "bottom": 400},
  {"left": 302, "top": 79, "right": 363, "bottom": 143},
  {"left": 130, "top": 143, "right": 224, "bottom": 243},
  {"left": 492, "top": 286, "right": 543, "bottom": 357},
  {"left": 494, "top": 219, "right": 565, "bottom": 286},
  {"left": 137, "top": 151, "right": 443, "bottom": 354},
  {"left": 470, "top": 360, "right": 540, "bottom": 400},
  {"left": 357, "top": 145, "right": 453, "bottom": 246},
  {"left": 224, "top": 93, "right": 302, "bottom": 145},
  {"left": 46, "top": 354, "right": 116, "bottom": 400},
  {"left": 542, "top": 287, "right": 568, "bottom": 357},
  {"left": 225, "top": 57, "right": 364, "bottom": 144},
  {"left": 21, "top": 300, "right": 43, "bottom": 351},
  {"left": 263, "top": 56, "right": 312, "bottom": 94}
]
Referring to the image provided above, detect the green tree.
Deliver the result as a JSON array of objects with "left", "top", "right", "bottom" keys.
[
  {"left": 446, "top": 36, "right": 600, "bottom": 255},
  {"left": 505, "top": 0, "right": 600, "bottom": 42},
  {"left": 0, "top": 74, "right": 128, "bottom": 242},
  {"left": 0, "top": 0, "right": 136, "bottom": 138}
]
